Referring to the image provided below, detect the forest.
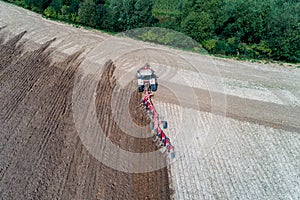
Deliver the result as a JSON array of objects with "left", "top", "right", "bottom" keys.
[{"left": 3, "top": 0, "right": 300, "bottom": 63}]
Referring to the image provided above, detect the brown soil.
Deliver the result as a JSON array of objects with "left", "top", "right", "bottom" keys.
[
  {"left": 0, "top": 30, "right": 171, "bottom": 199},
  {"left": 128, "top": 88, "right": 151, "bottom": 127},
  {"left": 95, "top": 60, "right": 171, "bottom": 198},
  {"left": 95, "top": 62, "right": 158, "bottom": 153}
]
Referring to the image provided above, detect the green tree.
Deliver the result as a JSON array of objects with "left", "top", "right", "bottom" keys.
[
  {"left": 50, "top": 0, "right": 62, "bottom": 13},
  {"left": 69, "top": 0, "right": 80, "bottom": 13},
  {"left": 94, "top": 3, "right": 106, "bottom": 28},
  {"left": 181, "top": 11, "right": 213, "bottom": 42},
  {"left": 133, "top": 0, "right": 151, "bottom": 27},
  {"left": 102, "top": 0, "right": 156, "bottom": 32},
  {"left": 78, "top": 0, "right": 97, "bottom": 27},
  {"left": 7, "top": 0, "right": 300, "bottom": 63},
  {"left": 217, "top": 0, "right": 264, "bottom": 44},
  {"left": 60, "top": 5, "right": 70, "bottom": 20},
  {"left": 263, "top": 1, "right": 300, "bottom": 62},
  {"left": 44, "top": 6, "right": 57, "bottom": 18}
]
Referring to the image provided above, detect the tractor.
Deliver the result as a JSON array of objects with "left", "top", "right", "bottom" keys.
[{"left": 137, "top": 63, "right": 158, "bottom": 92}]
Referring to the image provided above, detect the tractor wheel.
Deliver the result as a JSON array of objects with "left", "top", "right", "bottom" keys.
[
  {"left": 138, "top": 85, "right": 143, "bottom": 92},
  {"left": 151, "top": 84, "right": 157, "bottom": 91},
  {"left": 162, "top": 121, "right": 167, "bottom": 129},
  {"left": 171, "top": 152, "right": 175, "bottom": 159}
]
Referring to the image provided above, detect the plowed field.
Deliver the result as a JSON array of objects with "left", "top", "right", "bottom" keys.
[{"left": 0, "top": 30, "right": 171, "bottom": 199}]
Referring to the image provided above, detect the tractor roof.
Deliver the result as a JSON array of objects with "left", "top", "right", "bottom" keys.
[{"left": 139, "top": 69, "right": 153, "bottom": 76}]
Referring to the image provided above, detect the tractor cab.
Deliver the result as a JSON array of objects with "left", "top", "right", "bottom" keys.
[{"left": 137, "top": 64, "right": 157, "bottom": 92}]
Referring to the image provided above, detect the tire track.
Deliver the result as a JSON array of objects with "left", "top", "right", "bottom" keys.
[
  {"left": 0, "top": 31, "right": 86, "bottom": 199},
  {"left": 1, "top": 38, "right": 56, "bottom": 122},
  {"left": 0, "top": 30, "right": 25, "bottom": 71}
]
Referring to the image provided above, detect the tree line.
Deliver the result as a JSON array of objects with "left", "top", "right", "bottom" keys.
[{"left": 4, "top": 0, "right": 299, "bottom": 63}]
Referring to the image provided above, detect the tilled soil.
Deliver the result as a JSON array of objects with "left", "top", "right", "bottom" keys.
[
  {"left": 0, "top": 30, "right": 171, "bottom": 199},
  {"left": 129, "top": 88, "right": 151, "bottom": 127},
  {"left": 95, "top": 60, "right": 171, "bottom": 198}
]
